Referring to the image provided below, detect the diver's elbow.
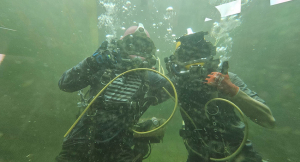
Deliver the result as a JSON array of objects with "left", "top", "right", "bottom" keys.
[
  {"left": 58, "top": 80, "right": 66, "bottom": 91},
  {"left": 58, "top": 79, "right": 71, "bottom": 92}
]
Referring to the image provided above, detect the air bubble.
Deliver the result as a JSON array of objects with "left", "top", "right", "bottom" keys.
[
  {"left": 166, "top": 6, "right": 173, "bottom": 12},
  {"left": 125, "top": 1, "right": 131, "bottom": 6}
]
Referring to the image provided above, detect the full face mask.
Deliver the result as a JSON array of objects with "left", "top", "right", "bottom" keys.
[
  {"left": 117, "top": 23, "right": 156, "bottom": 70},
  {"left": 165, "top": 31, "right": 218, "bottom": 81}
]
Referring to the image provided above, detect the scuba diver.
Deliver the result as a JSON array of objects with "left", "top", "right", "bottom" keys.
[
  {"left": 56, "top": 23, "right": 169, "bottom": 162},
  {"left": 164, "top": 31, "right": 275, "bottom": 162}
]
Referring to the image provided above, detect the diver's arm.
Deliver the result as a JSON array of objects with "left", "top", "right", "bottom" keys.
[
  {"left": 58, "top": 41, "right": 110, "bottom": 92},
  {"left": 58, "top": 56, "right": 103, "bottom": 92},
  {"left": 206, "top": 72, "right": 276, "bottom": 128},
  {"left": 147, "top": 71, "right": 172, "bottom": 105},
  {"left": 231, "top": 90, "right": 275, "bottom": 128},
  {"left": 228, "top": 72, "right": 275, "bottom": 128}
]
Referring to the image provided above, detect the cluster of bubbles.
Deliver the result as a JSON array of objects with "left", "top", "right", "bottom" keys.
[
  {"left": 97, "top": 0, "right": 254, "bottom": 59},
  {"left": 97, "top": 0, "right": 177, "bottom": 45},
  {"left": 211, "top": 14, "right": 241, "bottom": 57},
  {"left": 163, "top": 6, "right": 177, "bottom": 44},
  {"left": 150, "top": 6, "right": 177, "bottom": 44},
  {"left": 98, "top": 1, "right": 118, "bottom": 38},
  {"left": 120, "top": 1, "right": 139, "bottom": 30},
  {"left": 208, "top": 0, "right": 253, "bottom": 58},
  {"left": 98, "top": 0, "right": 135, "bottom": 39}
]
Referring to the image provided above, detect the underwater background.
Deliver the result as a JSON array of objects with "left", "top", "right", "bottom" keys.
[{"left": 0, "top": 0, "right": 299, "bottom": 161}]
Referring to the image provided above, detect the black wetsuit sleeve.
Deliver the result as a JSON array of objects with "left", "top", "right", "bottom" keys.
[
  {"left": 228, "top": 72, "right": 266, "bottom": 104},
  {"left": 58, "top": 56, "right": 103, "bottom": 92},
  {"left": 58, "top": 41, "right": 114, "bottom": 92},
  {"left": 147, "top": 71, "right": 174, "bottom": 105}
]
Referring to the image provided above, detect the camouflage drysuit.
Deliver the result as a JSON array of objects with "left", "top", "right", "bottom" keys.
[
  {"left": 176, "top": 72, "right": 264, "bottom": 162},
  {"left": 55, "top": 43, "right": 168, "bottom": 162}
]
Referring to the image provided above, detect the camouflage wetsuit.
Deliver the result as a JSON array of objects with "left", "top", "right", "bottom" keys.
[
  {"left": 55, "top": 50, "right": 168, "bottom": 162},
  {"left": 177, "top": 72, "right": 264, "bottom": 162}
]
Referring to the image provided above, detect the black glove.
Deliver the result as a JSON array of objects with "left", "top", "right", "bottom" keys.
[
  {"left": 92, "top": 41, "right": 109, "bottom": 64},
  {"left": 85, "top": 41, "right": 109, "bottom": 71}
]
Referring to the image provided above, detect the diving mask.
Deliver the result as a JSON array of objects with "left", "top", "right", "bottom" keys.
[
  {"left": 165, "top": 55, "right": 219, "bottom": 80},
  {"left": 117, "top": 23, "right": 156, "bottom": 68}
]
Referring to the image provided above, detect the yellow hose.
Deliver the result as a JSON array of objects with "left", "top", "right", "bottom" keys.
[
  {"left": 160, "top": 63, "right": 165, "bottom": 75},
  {"left": 157, "top": 56, "right": 248, "bottom": 161},
  {"left": 153, "top": 55, "right": 164, "bottom": 74},
  {"left": 205, "top": 98, "right": 248, "bottom": 161},
  {"left": 162, "top": 87, "right": 208, "bottom": 147},
  {"left": 63, "top": 56, "right": 248, "bottom": 161},
  {"left": 64, "top": 68, "right": 178, "bottom": 137},
  {"left": 157, "top": 57, "right": 161, "bottom": 73},
  {"left": 156, "top": 55, "right": 248, "bottom": 161},
  {"left": 214, "top": 38, "right": 220, "bottom": 46},
  {"left": 163, "top": 87, "right": 248, "bottom": 161}
]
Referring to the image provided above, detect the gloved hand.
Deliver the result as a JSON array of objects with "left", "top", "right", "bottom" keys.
[
  {"left": 86, "top": 41, "right": 112, "bottom": 71},
  {"left": 205, "top": 72, "right": 239, "bottom": 97},
  {"left": 92, "top": 41, "right": 109, "bottom": 64}
]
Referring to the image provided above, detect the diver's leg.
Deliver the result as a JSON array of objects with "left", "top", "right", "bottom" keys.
[
  {"left": 93, "top": 142, "right": 136, "bottom": 162},
  {"left": 55, "top": 142, "right": 90, "bottom": 162},
  {"left": 186, "top": 153, "right": 200, "bottom": 162},
  {"left": 55, "top": 116, "right": 95, "bottom": 162},
  {"left": 132, "top": 142, "right": 149, "bottom": 162},
  {"left": 186, "top": 152, "right": 211, "bottom": 162},
  {"left": 183, "top": 138, "right": 210, "bottom": 162},
  {"left": 114, "top": 145, "right": 136, "bottom": 162}
]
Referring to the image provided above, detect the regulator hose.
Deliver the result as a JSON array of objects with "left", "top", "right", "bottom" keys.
[
  {"left": 163, "top": 90, "right": 248, "bottom": 161},
  {"left": 64, "top": 68, "right": 178, "bottom": 137}
]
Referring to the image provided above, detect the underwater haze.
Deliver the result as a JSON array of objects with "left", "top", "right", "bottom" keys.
[{"left": 0, "top": 0, "right": 300, "bottom": 162}]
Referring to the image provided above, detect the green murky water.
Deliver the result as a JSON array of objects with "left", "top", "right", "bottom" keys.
[{"left": 0, "top": 0, "right": 299, "bottom": 161}]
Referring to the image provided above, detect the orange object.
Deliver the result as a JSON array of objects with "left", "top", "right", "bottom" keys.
[{"left": 205, "top": 72, "right": 239, "bottom": 97}]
